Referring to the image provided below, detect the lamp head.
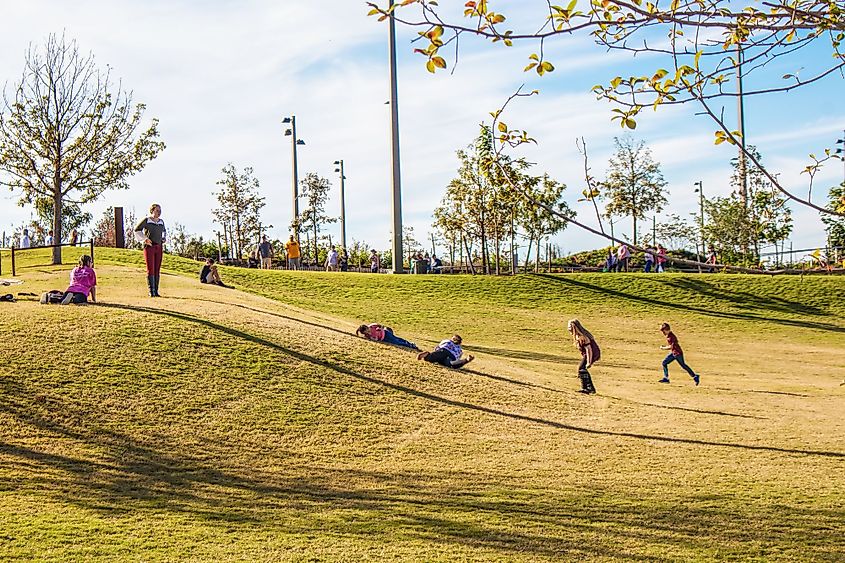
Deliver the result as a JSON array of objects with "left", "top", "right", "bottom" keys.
[
  {"left": 333, "top": 160, "right": 341, "bottom": 165},
  {"left": 284, "top": 129, "right": 292, "bottom": 136},
  {"left": 282, "top": 117, "right": 291, "bottom": 124},
  {"left": 296, "top": 140, "right": 305, "bottom": 146},
  {"left": 334, "top": 168, "right": 340, "bottom": 173}
]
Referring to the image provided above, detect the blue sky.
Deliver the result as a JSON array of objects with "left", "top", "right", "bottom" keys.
[{"left": 1, "top": 0, "right": 843, "bottom": 256}]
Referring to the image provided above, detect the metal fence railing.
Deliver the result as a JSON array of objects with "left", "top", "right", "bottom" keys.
[{"left": 0, "top": 240, "right": 95, "bottom": 277}]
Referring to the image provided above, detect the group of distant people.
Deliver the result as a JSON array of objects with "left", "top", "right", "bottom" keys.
[
  {"left": 15, "top": 227, "right": 80, "bottom": 249},
  {"left": 606, "top": 244, "right": 719, "bottom": 273}
]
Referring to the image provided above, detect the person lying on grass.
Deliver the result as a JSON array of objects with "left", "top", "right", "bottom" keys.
[
  {"left": 417, "top": 334, "right": 474, "bottom": 369},
  {"left": 40, "top": 255, "right": 97, "bottom": 305},
  {"left": 356, "top": 323, "right": 419, "bottom": 350},
  {"left": 200, "top": 258, "right": 230, "bottom": 288}
]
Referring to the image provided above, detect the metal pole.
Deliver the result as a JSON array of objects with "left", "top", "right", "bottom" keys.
[
  {"left": 736, "top": 44, "right": 748, "bottom": 207},
  {"left": 291, "top": 115, "right": 301, "bottom": 245},
  {"left": 388, "top": 0, "right": 404, "bottom": 274},
  {"left": 338, "top": 160, "right": 347, "bottom": 251}
]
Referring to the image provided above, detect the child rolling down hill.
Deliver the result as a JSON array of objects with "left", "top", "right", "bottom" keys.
[
  {"left": 417, "top": 335, "right": 474, "bottom": 369},
  {"left": 658, "top": 322, "right": 699, "bottom": 385},
  {"left": 356, "top": 323, "right": 419, "bottom": 350},
  {"left": 567, "top": 319, "right": 600, "bottom": 394}
]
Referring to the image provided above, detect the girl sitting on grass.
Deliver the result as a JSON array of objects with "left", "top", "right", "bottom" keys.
[
  {"left": 356, "top": 323, "right": 419, "bottom": 350},
  {"left": 417, "top": 334, "right": 474, "bottom": 369},
  {"left": 43, "top": 255, "right": 97, "bottom": 305},
  {"left": 567, "top": 319, "right": 600, "bottom": 394},
  {"left": 659, "top": 322, "right": 699, "bottom": 385}
]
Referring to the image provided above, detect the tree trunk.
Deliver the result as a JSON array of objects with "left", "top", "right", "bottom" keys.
[
  {"left": 633, "top": 214, "right": 638, "bottom": 246},
  {"left": 463, "top": 233, "right": 476, "bottom": 275},
  {"left": 524, "top": 236, "right": 533, "bottom": 270},
  {"left": 313, "top": 221, "right": 318, "bottom": 267},
  {"left": 534, "top": 237, "right": 541, "bottom": 273},
  {"left": 494, "top": 219, "right": 500, "bottom": 276},
  {"left": 52, "top": 190, "right": 63, "bottom": 265}
]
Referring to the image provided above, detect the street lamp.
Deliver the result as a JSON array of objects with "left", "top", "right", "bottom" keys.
[
  {"left": 694, "top": 181, "right": 705, "bottom": 272},
  {"left": 283, "top": 115, "right": 306, "bottom": 244},
  {"left": 836, "top": 130, "right": 844, "bottom": 184},
  {"left": 333, "top": 160, "right": 347, "bottom": 251},
  {"left": 387, "top": 0, "right": 404, "bottom": 273}
]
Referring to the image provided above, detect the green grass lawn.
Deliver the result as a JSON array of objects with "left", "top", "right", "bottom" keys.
[{"left": 1, "top": 248, "right": 843, "bottom": 561}]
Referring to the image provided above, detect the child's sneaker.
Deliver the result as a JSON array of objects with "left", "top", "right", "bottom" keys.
[
  {"left": 60, "top": 293, "right": 74, "bottom": 305},
  {"left": 40, "top": 292, "right": 48, "bottom": 305},
  {"left": 658, "top": 378, "right": 670, "bottom": 383},
  {"left": 693, "top": 374, "right": 700, "bottom": 386}
]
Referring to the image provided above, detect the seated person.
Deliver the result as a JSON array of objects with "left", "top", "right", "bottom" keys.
[
  {"left": 200, "top": 258, "right": 229, "bottom": 287},
  {"left": 356, "top": 323, "right": 419, "bottom": 350},
  {"left": 417, "top": 334, "right": 474, "bottom": 368},
  {"left": 41, "top": 255, "right": 96, "bottom": 305}
]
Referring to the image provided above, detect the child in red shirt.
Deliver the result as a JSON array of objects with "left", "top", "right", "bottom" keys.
[{"left": 659, "top": 322, "right": 699, "bottom": 385}]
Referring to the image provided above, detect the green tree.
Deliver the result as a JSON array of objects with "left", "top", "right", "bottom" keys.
[
  {"left": 518, "top": 173, "right": 573, "bottom": 271},
  {"left": 33, "top": 197, "right": 92, "bottom": 243},
  {"left": 602, "top": 137, "right": 668, "bottom": 246},
  {"left": 822, "top": 182, "right": 845, "bottom": 250},
  {"left": 372, "top": 1, "right": 844, "bottom": 217},
  {"left": 297, "top": 172, "right": 336, "bottom": 264},
  {"left": 213, "top": 164, "right": 265, "bottom": 260},
  {"left": 0, "top": 33, "right": 165, "bottom": 265}
]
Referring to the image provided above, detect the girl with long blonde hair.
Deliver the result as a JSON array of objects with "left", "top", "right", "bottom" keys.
[{"left": 567, "top": 319, "right": 600, "bottom": 394}]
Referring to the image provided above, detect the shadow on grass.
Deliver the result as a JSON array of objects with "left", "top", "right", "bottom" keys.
[
  {"left": 90, "top": 303, "right": 845, "bottom": 459},
  {"left": 534, "top": 274, "right": 845, "bottom": 333},
  {"left": 1, "top": 376, "right": 842, "bottom": 560}
]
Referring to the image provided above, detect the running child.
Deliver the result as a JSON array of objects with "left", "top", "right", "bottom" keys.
[
  {"left": 658, "top": 322, "right": 699, "bottom": 385},
  {"left": 567, "top": 319, "right": 600, "bottom": 394}
]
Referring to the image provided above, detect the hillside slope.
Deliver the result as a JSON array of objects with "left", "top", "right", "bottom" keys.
[{"left": 0, "top": 250, "right": 843, "bottom": 560}]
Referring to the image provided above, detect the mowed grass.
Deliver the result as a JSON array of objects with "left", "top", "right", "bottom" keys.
[{"left": 0, "top": 247, "right": 843, "bottom": 561}]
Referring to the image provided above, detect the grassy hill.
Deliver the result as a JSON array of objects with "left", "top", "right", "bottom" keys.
[{"left": 1, "top": 247, "right": 843, "bottom": 560}]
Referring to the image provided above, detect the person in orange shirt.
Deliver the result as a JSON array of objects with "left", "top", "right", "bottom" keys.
[{"left": 284, "top": 235, "right": 301, "bottom": 270}]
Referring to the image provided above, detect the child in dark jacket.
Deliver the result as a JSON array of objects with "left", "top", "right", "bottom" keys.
[{"left": 567, "top": 319, "right": 600, "bottom": 394}]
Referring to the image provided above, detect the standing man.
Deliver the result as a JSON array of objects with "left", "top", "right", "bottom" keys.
[
  {"left": 325, "top": 246, "right": 339, "bottom": 272},
  {"left": 285, "top": 234, "right": 301, "bottom": 270},
  {"left": 21, "top": 228, "right": 31, "bottom": 249},
  {"left": 45, "top": 230, "right": 54, "bottom": 246},
  {"left": 258, "top": 235, "right": 273, "bottom": 270}
]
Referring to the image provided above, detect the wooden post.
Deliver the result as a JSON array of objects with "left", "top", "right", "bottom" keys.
[
  {"left": 90, "top": 240, "right": 95, "bottom": 265},
  {"left": 11, "top": 247, "right": 16, "bottom": 277},
  {"left": 114, "top": 207, "right": 125, "bottom": 248}
]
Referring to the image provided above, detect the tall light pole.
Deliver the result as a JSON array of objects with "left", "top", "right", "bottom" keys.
[
  {"left": 388, "top": 0, "right": 404, "bottom": 273},
  {"left": 836, "top": 130, "right": 845, "bottom": 185},
  {"left": 694, "top": 181, "right": 705, "bottom": 273},
  {"left": 736, "top": 44, "right": 748, "bottom": 208},
  {"left": 283, "top": 115, "right": 306, "bottom": 244},
  {"left": 333, "top": 160, "right": 347, "bottom": 251}
]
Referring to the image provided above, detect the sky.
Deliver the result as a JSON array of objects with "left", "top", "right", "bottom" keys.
[{"left": 1, "top": 0, "right": 843, "bottom": 258}]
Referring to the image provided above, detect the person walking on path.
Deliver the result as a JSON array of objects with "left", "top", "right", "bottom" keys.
[
  {"left": 370, "top": 249, "right": 381, "bottom": 273},
  {"left": 134, "top": 203, "right": 167, "bottom": 297},
  {"left": 284, "top": 235, "right": 301, "bottom": 270},
  {"left": 616, "top": 244, "right": 631, "bottom": 272},
  {"left": 325, "top": 246, "right": 339, "bottom": 271},
  {"left": 656, "top": 245, "right": 667, "bottom": 273},
  {"left": 258, "top": 236, "right": 273, "bottom": 269},
  {"left": 417, "top": 335, "right": 474, "bottom": 369},
  {"left": 567, "top": 319, "right": 600, "bottom": 394},
  {"left": 69, "top": 229, "right": 79, "bottom": 246},
  {"left": 658, "top": 322, "right": 699, "bottom": 385},
  {"left": 356, "top": 323, "right": 419, "bottom": 350},
  {"left": 643, "top": 246, "right": 655, "bottom": 273}
]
